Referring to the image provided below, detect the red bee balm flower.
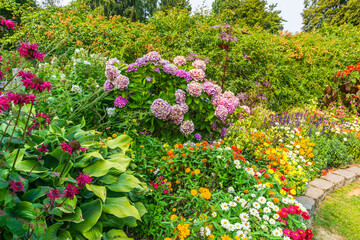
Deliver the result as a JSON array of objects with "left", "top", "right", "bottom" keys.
[
  {"left": 37, "top": 144, "right": 49, "bottom": 153},
  {"left": 60, "top": 141, "right": 86, "bottom": 154},
  {"left": 8, "top": 180, "right": 24, "bottom": 192},
  {"left": 0, "top": 95, "right": 10, "bottom": 113},
  {"left": 18, "top": 71, "right": 52, "bottom": 92},
  {"left": 0, "top": 17, "right": 16, "bottom": 30},
  {"left": 7, "top": 92, "right": 36, "bottom": 106},
  {"left": 76, "top": 173, "right": 92, "bottom": 187},
  {"left": 46, "top": 188, "right": 62, "bottom": 204},
  {"left": 64, "top": 184, "right": 79, "bottom": 200},
  {"left": 28, "top": 113, "right": 51, "bottom": 133},
  {"left": 18, "top": 42, "right": 44, "bottom": 61}
]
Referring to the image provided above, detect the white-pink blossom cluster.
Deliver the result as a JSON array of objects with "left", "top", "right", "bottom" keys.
[
  {"left": 173, "top": 56, "right": 187, "bottom": 66},
  {"left": 186, "top": 81, "right": 203, "bottom": 97},
  {"left": 189, "top": 69, "right": 206, "bottom": 81}
]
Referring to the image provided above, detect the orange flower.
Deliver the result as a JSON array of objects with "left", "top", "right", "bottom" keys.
[
  {"left": 202, "top": 146, "right": 207, "bottom": 150},
  {"left": 273, "top": 197, "right": 279, "bottom": 203},
  {"left": 185, "top": 168, "right": 191, "bottom": 173},
  {"left": 182, "top": 153, "right": 186, "bottom": 157},
  {"left": 176, "top": 180, "right": 180, "bottom": 184},
  {"left": 264, "top": 174, "right": 269, "bottom": 178},
  {"left": 194, "top": 169, "right": 200, "bottom": 174},
  {"left": 244, "top": 190, "right": 249, "bottom": 193},
  {"left": 188, "top": 146, "right": 193, "bottom": 150},
  {"left": 179, "top": 143, "right": 183, "bottom": 149},
  {"left": 191, "top": 189, "right": 198, "bottom": 196},
  {"left": 202, "top": 158, "right": 207, "bottom": 163},
  {"left": 201, "top": 141, "right": 208, "bottom": 146},
  {"left": 231, "top": 145, "right": 237, "bottom": 151}
]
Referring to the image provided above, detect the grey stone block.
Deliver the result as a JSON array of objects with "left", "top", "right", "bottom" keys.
[
  {"left": 346, "top": 166, "right": 360, "bottom": 178},
  {"left": 333, "top": 169, "right": 356, "bottom": 184},
  {"left": 305, "top": 187, "right": 324, "bottom": 203},
  {"left": 308, "top": 178, "right": 334, "bottom": 194},
  {"left": 295, "top": 196, "right": 316, "bottom": 213},
  {"left": 321, "top": 173, "right": 345, "bottom": 188}
]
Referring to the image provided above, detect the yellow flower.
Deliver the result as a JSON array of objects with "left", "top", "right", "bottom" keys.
[
  {"left": 172, "top": 208, "right": 176, "bottom": 212},
  {"left": 112, "top": 133, "right": 117, "bottom": 138},
  {"left": 290, "top": 189, "right": 296, "bottom": 195},
  {"left": 185, "top": 168, "right": 191, "bottom": 173},
  {"left": 176, "top": 223, "right": 190, "bottom": 239},
  {"left": 107, "top": 137, "right": 112, "bottom": 140},
  {"left": 132, "top": 119, "right": 137, "bottom": 122},
  {"left": 164, "top": 238, "right": 172, "bottom": 240},
  {"left": 170, "top": 214, "right": 177, "bottom": 221},
  {"left": 194, "top": 169, "right": 200, "bottom": 174},
  {"left": 134, "top": 129, "right": 137, "bottom": 132},
  {"left": 268, "top": 169, "right": 274, "bottom": 174},
  {"left": 209, "top": 235, "right": 215, "bottom": 239},
  {"left": 191, "top": 189, "right": 198, "bottom": 196},
  {"left": 221, "top": 235, "right": 233, "bottom": 240}
]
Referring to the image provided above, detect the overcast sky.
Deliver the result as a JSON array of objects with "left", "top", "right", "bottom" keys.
[{"left": 56, "top": 0, "right": 304, "bottom": 33}]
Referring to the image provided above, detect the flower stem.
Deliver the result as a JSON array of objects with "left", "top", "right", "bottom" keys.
[
  {"left": 11, "top": 104, "right": 33, "bottom": 170},
  {"left": 0, "top": 119, "right": 12, "bottom": 143},
  {"left": 57, "top": 155, "right": 71, "bottom": 186},
  {"left": 5, "top": 106, "right": 22, "bottom": 152},
  {"left": 25, "top": 161, "right": 39, "bottom": 179}
]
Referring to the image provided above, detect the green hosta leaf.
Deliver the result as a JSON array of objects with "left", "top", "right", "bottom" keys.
[
  {"left": 83, "top": 222, "right": 103, "bottom": 240},
  {"left": 30, "top": 135, "right": 45, "bottom": 144},
  {"left": 124, "top": 217, "right": 137, "bottom": 227},
  {"left": 5, "top": 217, "right": 27, "bottom": 238},
  {"left": 0, "top": 178, "right": 8, "bottom": 188},
  {"left": 57, "top": 195, "right": 77, "bottom": 213},
  {"left": 86, "top": 184, "right": 106, "bottom": 202},
  {"left": 100, "top": 173, "right": 119, "bottom": 185},
  {"left": 49, "top": 124, "right": 64, "bottom": 136},
  {"left": 107, "top": 172, "right": 146, "bottom": 192},
  {"left": 76, "top": 133, "right": 102, "bottom": 143},
  {"left": 84, "top": 156, "right": 130, "bottom": 177},
  {"left": 58, "top": 230, "right": 73, "bottom": 240},
  {"left": 74, "top": 152, "right": 104, "bottom": 168},
  {"left": 22, "top": 188, "right": 46, "bottom": 202},
  {"left": 134, "top": 202, "right": 147, "bottom": 218},
  {"left": 16, "top": 160, "right": 47, "bottom": 173},
  {"left": 101, "top": 215, "right": 124, "bottom": 228},
  {"left": 6, "top": 149, "right": 25, "bottom": 167},
  {"left": 106, "top": 229, "right": 133, "bottom": 240},
  {"left": 71, "top": 199, "right": 102, "bottom": 234},
  {"left": 80, "top": 141, "right": 102, "bottom": 148},
  {"left": 56, "top": 207, "right": 83, "bottom": 223},
  {"left": 39, "top": 222, "right": 63, "bottom": 240},
  {"left": 5, "top": 201, "right": 35, "bottom": 221},
  {"left": 103, "top": 197, "right": 140, "bottom": 220},
  {"left": 106, "top": 135, "right": 132, "bottom": 151}
]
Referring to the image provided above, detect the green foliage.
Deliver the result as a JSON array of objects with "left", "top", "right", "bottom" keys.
[
  {"left": 158, "top": 0, "right": 191, "bottom": 12},
  {"left": 212, "top": 0, "right": 284, "bottom": 33},
  {"left": 302, "top": 0, "right": 360, "bottom": 31}
]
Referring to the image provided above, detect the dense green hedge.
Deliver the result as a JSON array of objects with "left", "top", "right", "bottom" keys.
[{"left": 3, "top": 2, "right": 360, "bottom": 111}]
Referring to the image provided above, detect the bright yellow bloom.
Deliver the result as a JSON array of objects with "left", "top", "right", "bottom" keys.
[
  {"left": 132, "top": 119, "right": 136, "bottom": 122},
  {"left": 107, "top": 137, "right": 112, "bottom": 140},
  {"left": 172, "top": 208, "right": 176, "bottom": 212},
  {"left": 194, "top": 169, "right": 200, "bottom": 174},
  {"left": 185, "top": 168, "right": 191, "bottom": 173},
  {"left": 221, "top": 235, "right": 233, "bottom": 240},
  {"left": 164, "top": 238, "right": 172, "bottom": 240},
  {"left": 290, "top": 189, "right": 297, "bottom": 195},
  {"left": 170, "top": 214, "right": 177, "bottom": 221},
  {"left": 191, "top": 189, "right": 198, "bottom": 196},
  {"left": 268, "top": 169, "right": 274, "bottom": 174},
  {"left": 176, "top": 223, "right": 190, "bottom": 239},
  {"left": 112, "top": 133, "right": 117, "bottom": 138},
  {"left": 209, "top": 235, "right": 215, "bottom": 239}
]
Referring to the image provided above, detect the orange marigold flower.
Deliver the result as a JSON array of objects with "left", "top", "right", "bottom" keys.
[
  {"left": 201, "top": 141, "right": 208, "bottom": 146},
  {"left": 191, "top": 189, "right": 198, "bottom": 196},
  {"left": 231, "top": 145, "right": 237, "bottom": 151},
  {"left": 170, "top": 214, "right": 177, "bottom": 221},
  {"left": 194, "top": 169, "right": 200, "bottom": 174},
  {"left": 182, "top": 153, "right": 186, "bottom": 157},
  {"left": 185, "top": 168, "right": 191, "bottom": 173},
  {"left": 172, "top": 208, "right": 176, "bottom": 212},
  {"left": 202, "top": 158, "right": 207, "bottom": 163},
  {"left": 244, "top": 190, "right": 249, "bottom": 193},
  {"left": 179, "top": 143, "right": 183, "bottom": 149},
  {"left": 221, "top": 235, "right": 233, "bottom": 240},
  {"left": 273, "top": 197, "right": 279, "bottom": 203},
  {"left": 188, "top": 146, "right": 193, "bottom": 150},
  {"left": 176, "top": 180, "right": 180, "bottom": 184},
  {"left": 202, "top": 146, "right": 207, "bottom": 150}
]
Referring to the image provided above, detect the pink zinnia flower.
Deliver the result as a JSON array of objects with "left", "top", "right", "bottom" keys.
[
  {"left": 28, "top": 113, "right": 51, "bottom": 133},
  {"left": 7, "top": 92, "right": 36, "bottom": 106},
  {"left": 18, "top": 42, "right": 44, "bottom": 61},
  {"left": 8, "top": 180, "right": 24, "bottom": 192},
  {"left": 64, "top": 184, "right": 79, "bottom": 200},
  {"left": 46, "top": 188, "right": 63, "bottom": 204},
  {"left": 283, "top": 229, "right": 291, "bottom": 237},
  {"left": 0, "top": 70, "right": 3, "bottom": 81},
  {"left": 76, "top": 172, "right": 92, "bottom": 187},
  {"left": 37, "top": 144, "right": 49, "bottom": 153}
]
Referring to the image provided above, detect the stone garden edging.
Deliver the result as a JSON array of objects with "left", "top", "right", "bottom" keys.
[{"left": 295, "top": 164, "right": 360, "bottom": 215}]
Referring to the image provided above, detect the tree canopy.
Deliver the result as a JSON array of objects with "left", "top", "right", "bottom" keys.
[
  {"left": 302, "top": 0, "right": 360, "bottom": 31},
  {"left": 212, "top": 0, "right": 284, "bottom": 33}
]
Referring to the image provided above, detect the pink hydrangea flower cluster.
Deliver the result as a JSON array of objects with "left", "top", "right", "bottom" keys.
[
  {"left": 214, "top": 105, "right": 228, "bottom": 122},
  {"left": 175, "top": 89, "right": 186, "bottom": 104},
  {"left": 150, "top": 99, "right": 172, "bottom": 120},
  {"left": 163, "top": 64, "right": 178, "bottom": 75},
  {"left": 173, "top": 56, "right": 187, "bottom": 66},
  {"left": 202, "top": 81, "right": 217, "bottom": 96},
  {"left": 186, "top": 81, "right": 203, "bottom": 97},
  {"left": 105, "top": 58, "right": 121, "bottom": 83},
  {"left": 169, "top": 105, "right": 184, "bottom": 125},
  {"left": 114, "top": 96, "right": 128, "bottom": 108},
  {"left": 180, "top": 120, "right": 194, "bottom": 135},
  {"left": 113, "top": 75, "right": 129, "bottom": 90},
  {"left": 18, "top": 42, "right": 44, "bottom": 61},
  {"left": 144, "top": 51, "right": 161, "bottom": 64},
  {"left": 192, "top": 60, "right": 206, "bottom": 70},
  {"left": 189, "top": 69, "right": 206, "bottom": 81}
]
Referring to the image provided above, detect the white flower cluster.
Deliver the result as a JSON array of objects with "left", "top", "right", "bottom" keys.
[{"left": 71, "top": 84, "right": 82, "bottom": 94}]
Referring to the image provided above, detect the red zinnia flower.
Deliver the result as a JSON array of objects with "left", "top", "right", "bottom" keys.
[
  {"left": 46, "top": 188, "right": 62, "bottom": 204},
  {"left": 18, "top": 42, "right": 44, "bottom": 61},
  {"left": 305, "top": 229, "right": 314, "bottom": 240},
  {"left": 8, "top": 180, "right": 24, "bottom": 192},
  {"left": 279, "top": 210, "right": 288, "bottom": 219},
  {"left": 301, "top": 211, "right": 310, "bottom": 220},
  {"left": 7, "top": 92, "right": 36, "bottom": 106},
  {"left": 28, "top": 113, "right": 51, "bottom": 133},
  {"left": 64, "top": 184, "right": 79, "bottom": 200},
  {"left": 37, "top": 144, "right": 49, "bottom": 153},
  {"left": 76, "top": 172, "right": 92, "bottom": 187}
]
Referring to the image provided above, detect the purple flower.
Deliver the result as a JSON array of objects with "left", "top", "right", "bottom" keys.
[
  {"left": 180, "top": 120, "right": 194, "bottom": 135},
  {"left": 175, "top": 89, "right": 186, "bottom": 104},
  {"left": 220, "top": 127, "right": 228, "bottom": 137},
  {"left": 46, "top": 189, "right": 62, "bottom": 204},
  {"left": 163, "top": 64, "right": 178, "bottom": 75},
  {"left": 135, "top": 57, "right": 148, "bottom": 67},
  {"left": 38, "top": 144, "right": 49, "bottom": 153},
  {"left": 175, "top": 69, "right": 192, "bottom": 82},
  {"left": 8, "top": 180, "right": 24, "bottom": 192},
  {"left": 179, "top": 103, "right": 189, "bottom": 114},
  {"left": 150, "top": 99, "right": 171, "bottom": 120},
  {"left": 114, "top": 96, "right": 128, "bottom": 108},
  {"left": 203, "top": 81, "right": 216, "bottom": 96},
  {"left": 144, "top": 51, "right": 161, "bottom": 64},
  {"left": 194, "top": 133, "right": 202, "bottom": 141},
  {"left": 210, "top": 121, "right": 218, "bottom": 131},
  {"left": 169, "top": 105, "right": 184, "bottom": 125},
  {"left": 113, "top": 75, "right": 129, "bottom": 90},
  {"left": 127, "top": 63, "right": 138, "bottom": 72},
  {"left": 186, "top": 81, "right": 203, "bottom": 97},
  {"left": 105, "top": 65, "right": 121, "bottom": 82},
  {"left": 160, "top": 59, "right": 171, "bottom": 66},
  {"left": 103, "top": 80, "right": 114, "bottom": 92},
  {"left": 76, "top": 173, "right": 92, "bottom": 187},
  {"left": 146, "top": 77, "right": 153, "bottom": 83},
  {"left": 215, "top": 105, "right": 228, "bottom": 122},
  {"left": 64, "top": 184, "right": 79, "bottom": 200}
]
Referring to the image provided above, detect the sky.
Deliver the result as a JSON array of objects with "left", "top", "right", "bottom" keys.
[{"left": 55, "top": 0, "right": 304, "bottom": 33}]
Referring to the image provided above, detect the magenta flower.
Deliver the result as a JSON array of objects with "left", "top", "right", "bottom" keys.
[
  {"left": 76, "top": 172, "right": 92, "bottom": 187},
  {"left": 7, "top": 92, "right": 36, "bottom": 106},
  {"left": 37, "top": 144, "right": 49, "bottom": 153},
  {"left": 18, "top": 42, "right": 44, "bottom": 61},
  {"left": 150, "top": 99, "right": 171, "bottom": 120},
  {"left": 8, "top": 180, "right": 24, "bottom": 192},
  {"left": 19, "top": 72, "right": 52, "bottom": 92},
  {"left": 28, "top": 113, "right": 51, "bottom": 133},
  {"left": 0, "top": 95, "right": 10, "bottom": 113},
  {"left": 0, "top": 17, "right": 16, "bottom": 30},
  {"left": 60, "top": 141, "right": 86, "bottom": 154},
  {"left": 103, "top": 80, "right": 114, "bottom": 92},
  {"left": 114, "top": 96, "right": 128, "bottom": 108},
  {"left": 0, "top": 70, "right": 3, "bottom": 81},
  {"left": 46, "top": 188, "right": 63, "bottom": 204},
  {"left": 64, "top": 184, "right": 79, "bottom": 200}
]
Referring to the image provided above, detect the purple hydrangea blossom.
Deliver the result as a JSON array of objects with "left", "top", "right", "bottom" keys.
[
  {"left": 150, "top": 99, "right": 171, "bottom": 120},
  {"left": 103, "top": 80, "right": 114, "bottom": 92},
  {"left": 153, "top": 67, "right": 160, "bottom": 73},
  {"left": 180, "top": 120, "right": 194, "bottom": 135},
  {"left": 194, "top": 133, "right": 202, "bottom": 141},
  {"left": 179, "top": 103, "right": 189, "bottom": 114},
  {"left": 160, "top": 59, "right": 171, "bottom": 66},
  {"left": 175, "top": 69, "right": 192, "bottom": 82},
  {"left": 220, "top": 127, "right": 228, "bottom": 137},
  {"left": 113, "top": 75, "right": 129, "bottom": 90},
  {"left": 203, "top": 81, "right": 217, "bottom": 96},
  {"left": 114, "top": 96, "right": 128, "bottom": 108},
  {"left": 175, "top": 89, "right": 186, "bottom": 104},
  {"left": 186, "top": 81, "right": 203, "bottom": 97},
  {"left": 163, "top": 64, "right": 178, "bottom": 75},
  {"left": 215, "top": 105, "right": 228, "bottom": 122},
  {"left": 144, "top": 51, "right": 161, "bottom": 64},
  {"left": 127, "top": 63, "right": 138, "bottom": 72},
  {"left": 169, "top": 105, "right": 184, "bottom": 125},
  {"left": 135, "top": 57, "right": 148, "bottom": 67},
  {"left": 105, "top": 65, "right": 121, "bottom": 82}
]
